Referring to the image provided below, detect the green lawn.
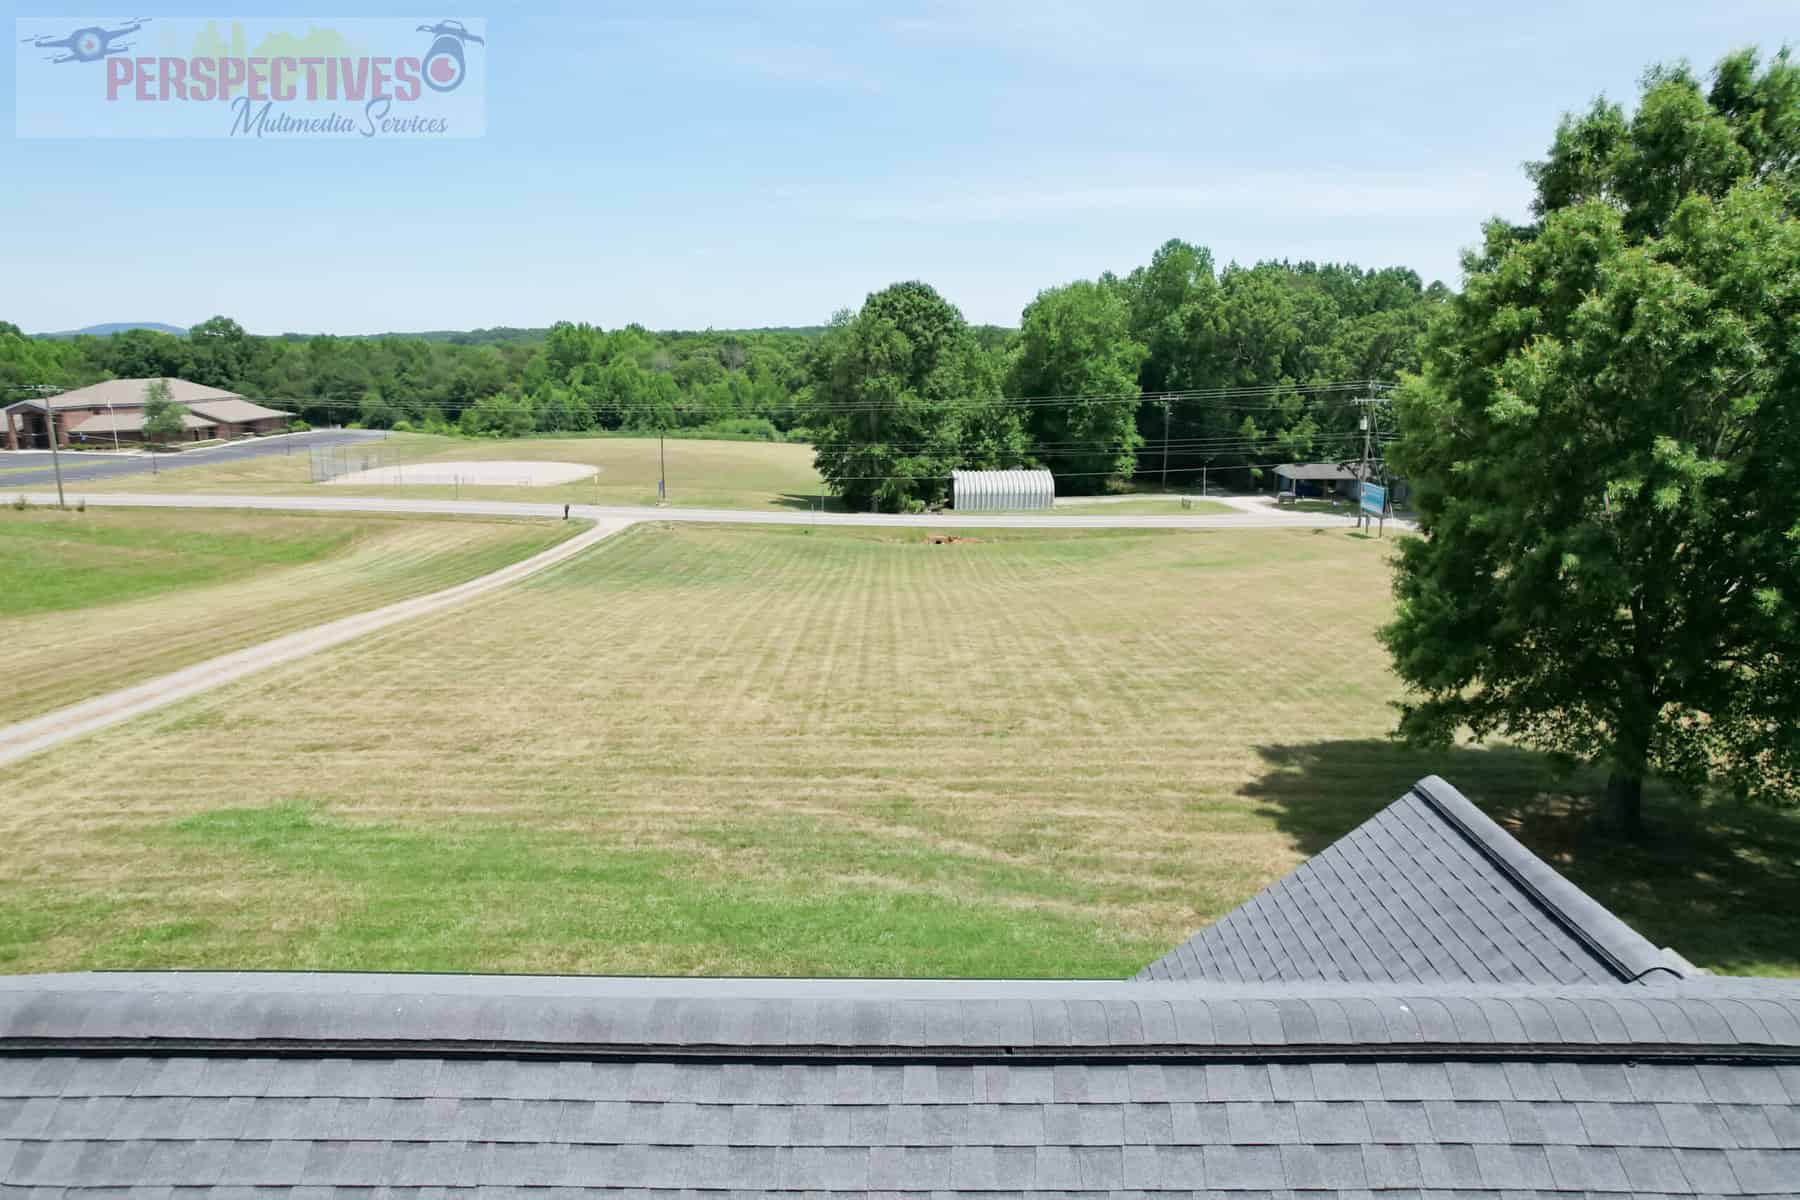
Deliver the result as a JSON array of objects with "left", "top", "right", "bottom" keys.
[
  {"left": 0, "top": 507, "right": 578, "bottom": 724},
  {"left": 2, "top": 522, "right": 1795, "bottom": 977},
  {"left": 83, "top": 432, "right": 833, "bottom": 511},
  {"left": 1, "top": 507, "right": 356, "bottom": 617}
]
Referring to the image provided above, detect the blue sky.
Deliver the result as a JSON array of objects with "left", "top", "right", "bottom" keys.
[{"left": 3, "top": 1, "right": 1794, "bottom": 334}]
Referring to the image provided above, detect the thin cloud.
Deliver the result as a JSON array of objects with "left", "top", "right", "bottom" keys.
[
  {"left": 886, "top": 0, "right": 1424, "bottom": 75},
  {"left": 596, "top": 13, "right": 884, "bottom": 92},
  {"left": 809, "top": 165, "right": 1533, "bottom": 226}
]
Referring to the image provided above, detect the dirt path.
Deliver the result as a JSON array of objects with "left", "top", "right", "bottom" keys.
[
  {"left": 0, "top": 486, "right": 1414, "bottom": 765},
  {"left": 0, "top": 517, "right": 631, "bottom": 767}
]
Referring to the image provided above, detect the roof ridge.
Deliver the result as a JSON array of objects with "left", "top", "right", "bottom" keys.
[
  {"left": 1408, "top": 775, "right": 1683, "bottom": 983},
  {"left": 5, "top": 975, "right": 1797, "bottom": 1060}
]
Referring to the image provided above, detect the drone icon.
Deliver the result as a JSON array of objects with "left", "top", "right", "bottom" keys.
[
  {"left": 415, "top": 19, "right": 483, "bottom": 93},
  {"left": 20, "top": 18, "right": 150, "bottom": 64},
  {"left": 416, "top": 20, "right": 483, "bottom": 45}
]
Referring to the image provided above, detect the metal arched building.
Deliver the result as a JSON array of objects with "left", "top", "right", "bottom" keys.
[{"left": 951, "top": 469, "right": 1055, "bottom": 512}]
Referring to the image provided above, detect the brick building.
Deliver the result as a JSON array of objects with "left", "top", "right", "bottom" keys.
[{"left": 1, "top": 378, "right": 290, "bottom": 449}]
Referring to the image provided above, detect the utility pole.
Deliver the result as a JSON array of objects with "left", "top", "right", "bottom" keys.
[
  {"left": 1353, "top": 386, "right": 1386, "bottom": 533},
  {"left": 1160, "top": 397, "right": 1172, "bottom": 492},
  {"left": 658, "top": 431, "right": 667, "bottom": 503},
  {"left": 1359, "top": 412, "right": 1372, "bottom": 533},
  {"left": 10, "top": 385, "right": 68, "bottom": 508},
  {"left": 47, "top": 405, "right": 66, "bottom": 508}
]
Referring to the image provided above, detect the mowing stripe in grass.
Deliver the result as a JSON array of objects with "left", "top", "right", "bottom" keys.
[
  {"left": 3, "top": 523, "right": 1797, "bottom": 977},
  {"left": 0, "top": 509, "right": 585, "bottom": 725}
]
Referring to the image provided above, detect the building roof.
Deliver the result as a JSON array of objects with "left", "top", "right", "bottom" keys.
[
  {"left": 2, "top": 777, "right": 1796, "bottom": 1196},
  {"left": 185, "top": 397, "right": 292, "bottom": 424},
  {"left": 1274, "top": 461, "right": 1366, "bottom": 481},
  {"left": 67, "top": 410, "right": 216, "bottom": 435},
  {"left": 1139, "top": 776, "right": 1687, "bottom": 987},
  {"left": 5, "top": 972, "right": 1799, "bottom": 1195},
  {"left": 952, "top": 469, "right": 1056, "bottom": 511},
  {"left": 2, "top": 378, "right": 244, "bottom": 412}
]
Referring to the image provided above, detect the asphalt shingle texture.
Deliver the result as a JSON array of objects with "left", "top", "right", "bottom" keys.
[
  {"left": 5, "top": 1053, "right": 1799, "bottom": 1193},
  {"left": 1139, "top": 778, "right": 1675, "bottom": 985}
]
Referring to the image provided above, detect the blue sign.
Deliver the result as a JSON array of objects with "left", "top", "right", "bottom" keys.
[{"left": 1360, "top": 481, "right": 1386, "bottom": 517}]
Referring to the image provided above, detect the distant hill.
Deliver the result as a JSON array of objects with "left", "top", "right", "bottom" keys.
[
  {"left": 40, "top": 322, "right": 188, "bottom": 339},
  {"left": 28, "top": 321, "right": 1002, "bottom": 346}
]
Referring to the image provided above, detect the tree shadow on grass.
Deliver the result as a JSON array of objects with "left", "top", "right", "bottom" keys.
[
  {"left": 772, "top": 493, "right": 843, "bottom": 513},
  {"left": 1240, "top": 739, "right": 1800, "bottom": 978}
]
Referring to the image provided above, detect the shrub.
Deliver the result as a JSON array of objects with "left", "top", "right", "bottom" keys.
[
  {"left": 392, "top": 419, "right": 415, "bottom": 433},
  {"left": 11, "top": 495, "right": 27, "bottom": 511},
  {"left": 707, "top": 417, "right": 781, "bottom": 442},
  {"left": 288, "top": 419, "right": 311, "bottom": 434}
]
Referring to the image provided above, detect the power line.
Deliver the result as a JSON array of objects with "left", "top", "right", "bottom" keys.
[
  {"left": 809, "top": 435, "right": 1377, "bottom": 457},
  {"left": 819, "top": 459, "right": 1357, "bottom": 483},
  {"left": 251, "top": 392, "right": 1379, "bottom": 417},
  {"left": 18, "top": 376, "right": 1393, "bottom": 421}
]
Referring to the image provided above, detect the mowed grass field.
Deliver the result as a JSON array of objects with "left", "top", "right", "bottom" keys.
[
  {"left": 2, "top": 522, "right": 1796, "bottom": 978},
  {"left": 0, "top": 507, "right": 577, "bottom": 725},
  {"left": 81, "top": 433, "right": 831, "bottom": 511}
]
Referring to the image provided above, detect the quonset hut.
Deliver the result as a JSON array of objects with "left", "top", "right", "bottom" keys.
[{"left": 951, "top": 468, "right": 1054, "bottom": 512}]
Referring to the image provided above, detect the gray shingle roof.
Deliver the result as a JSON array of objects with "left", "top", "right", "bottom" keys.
[
  {"left": 2, "top": 974, "right": 1798, "bottom": 1194},
  {"left": 5, "top": 1048, "right": 1797, "bottom": 1192},
  {"left": 1139, "top": 776, "right": 1686, "bottom": 986},
  {"left": 185, "top": 398, "right": 292, "bottom": 424},
  {"left": 6, "top": 378, "right": 244, "bottom": 412},
  {"left": 67, "top": 409, "right": 216, "bottom": 434},
  {"left": 2, "top": 777, "right": 1796, "bottom": 1196},
  {"left": 6, "top": 973, "right": 1799, "bottom": 1055}
]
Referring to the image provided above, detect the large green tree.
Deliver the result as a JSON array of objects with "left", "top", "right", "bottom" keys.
[
  {"left": 1385, "top": 49, "right": 1800, "bottom": 829},
  {"left": 807, "top": 282, "right": 1019, "bottom": 511},
  {"left": 140, "top": 378, "right": 187, "bottom": 444},
  {"left": 188, "top": 315, "right": 254, "bottom": 389},
  {"left": 1009, "top": 280, "right": 1146, "bottom": 492}
]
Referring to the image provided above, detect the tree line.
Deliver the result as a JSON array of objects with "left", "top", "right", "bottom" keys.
[
  {"left": 809, "top": 255, "right": 1440, "bottom": 509},
  {"left": 2, "top": 248, "right": 1443, "bottom": 503}
]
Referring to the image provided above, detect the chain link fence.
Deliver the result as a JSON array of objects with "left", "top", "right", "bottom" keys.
[{"left": 309, "top": 444, "right": 395, "bottom": 483}]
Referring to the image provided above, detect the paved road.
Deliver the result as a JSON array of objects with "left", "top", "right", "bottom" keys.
[
  {"left": 0, "top": 428, "right": 387, "bottom": 488},
  {"left": 0, "top": 517, "right": 629, "bottom": 768},
  {"left": 0, "top": 489, "right": 1403, "bottom": 531}
]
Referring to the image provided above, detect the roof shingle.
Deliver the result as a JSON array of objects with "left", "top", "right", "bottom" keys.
[{"left": 1139, "top": 776, "right": 1686, "bottom": 986}]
